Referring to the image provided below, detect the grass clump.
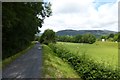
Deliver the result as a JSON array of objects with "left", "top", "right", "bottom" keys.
[
  {"left": 42, "top": 44, "right": 80, "bottom": 78},
  {"left": 49, "top": 43, "right": 120, "bottom": 80}
]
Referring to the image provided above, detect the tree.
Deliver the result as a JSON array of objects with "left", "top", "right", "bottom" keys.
[
  {"left": 82, "top": 33, "right": 96, "bottom": 44},
  {"left": 2, "top": 2, "right": 52, "bottom": 60},
  {"left": 40, "top": 29, "right": 56, "bottom": 45},
  {"left": 113, "top": 34, "right": 118, "bottom": 41},
  {"left": 74, "top": 34, "right": 82, "bottom": 43},
  {"left": 107, "top": 33, "right": 114, "bottom": 41},
  {"left": 57, "top": 34, "right": 96, "bottom": 44},
  {"left": 101, "top": 35, "right": 107, "bottom": 39},
  {"left": 107, "top": 33, "right": 114, "bottom": 39},
  {"left": 118, "top": 32, "right": 120, "bottom": 42}
]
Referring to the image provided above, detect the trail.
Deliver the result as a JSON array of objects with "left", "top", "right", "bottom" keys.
[{"left": 2, "top": 42, "right": 42, "bottom": 78}]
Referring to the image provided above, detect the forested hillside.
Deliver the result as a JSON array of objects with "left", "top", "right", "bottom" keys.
[{"left": 56, "top": 29, "right": 117, "bottom": 37}]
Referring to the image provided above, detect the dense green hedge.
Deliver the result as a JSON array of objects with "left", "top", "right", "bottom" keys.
[{"left": 49, "top": 43, "right": 120, "bottom": 80}]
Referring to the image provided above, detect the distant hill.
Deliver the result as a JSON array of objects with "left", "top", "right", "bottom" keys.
[{"left": 56, "top": 29, "right": 117, "bottom": 38}]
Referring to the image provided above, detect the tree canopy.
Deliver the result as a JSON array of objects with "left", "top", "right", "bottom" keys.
[
  {"left": 57, "top": 33, "right": 96, "bottom": 44},
  {"left": 2, "top": 2, "right": 52, "bottom": 60},
  {"left": 40, "top": 29, "right": 56, "bottom": 45},
  {"left": 40, "top": 29, "right": 56, "bottom": 44}
]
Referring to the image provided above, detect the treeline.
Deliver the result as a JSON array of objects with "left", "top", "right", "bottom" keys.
[
  {"left": 99, "top": 32, "right": 120, "bottom": 42},
  {"left": 2, "top": 2, "right": 51, "bottom": 60},
  {"left": 39, "top": 29, "right": 120, "bottom": 45},
  {"left": 57, "top": 34, "right": 96, "bottom": 44},
  {"left": 39, "top": 29, "right": 96, "bottom": 44}
]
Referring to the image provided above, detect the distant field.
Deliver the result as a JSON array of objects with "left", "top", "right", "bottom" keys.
[{"left": 57, "top": 41, "right": 118, "bottom": 68}]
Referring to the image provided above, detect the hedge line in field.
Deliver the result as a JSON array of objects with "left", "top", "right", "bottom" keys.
[{"left": 48, "top": 43, "right": 120, "bottom": 80}]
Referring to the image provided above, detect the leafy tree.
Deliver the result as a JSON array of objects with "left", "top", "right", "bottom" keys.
[
  {"left": 74, "top": 34, "right": 82, "bottom": 43},
  {"left": 113, "top": 34, "right": 118, "bottom": 41},
  {"left": 82, "top": 33, "right": 96, "bottom": 44},
  {"left": 40, "top": 29, "right": 56, "bottom": 45},
  {"left": 57, "top": 35, "right": 74, "bottom": 42},
  {"left": 107, "top": 33, "right": 114, "bottom": 39},
  {"left": 101, "top": 35, "right": 107, "bottom": 39},
  {"left": 2, "top": 2, "right": 52, "bottom": 59},
  {"left": 118, "top": 32, "right": 120, "bottom": 42}
]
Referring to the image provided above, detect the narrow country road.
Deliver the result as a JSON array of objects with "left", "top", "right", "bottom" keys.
[{"left": 2, "top": 42, "right": 42, "bottom": 78}]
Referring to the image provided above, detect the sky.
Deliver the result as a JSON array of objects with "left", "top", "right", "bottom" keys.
[{"left": 40, "top": 0, "right": 120, "bottom": 33}]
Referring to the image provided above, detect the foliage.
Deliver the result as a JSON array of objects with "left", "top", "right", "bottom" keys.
[
  {"left": 57, "top": 33, "right": 96, "bottom": 44},
  {"left": 49, "top": 43, "right": 120, "bottom": 80},
  {"left": 107, "top": 33, "right": 114, "bottom": 39},
  {"left": 42, "top": 44, "right": 80, "bottom": 78},
  {"left": 57, "top": 35, "right": 74, "bottom": 42},
  {"left": 40, "top": 29, "right": 56, "bottom": 45},
  {"left": 99, "top": 33, "right": 120, "bottom": 42},
  {"left": 118, "top": 32, "right": 120, "bottom": 42},
  {"left": 2, "top": 2, "right": 52, "bottom": 60},
  {"left": 74, "top": 34, "right": 82, "bottom": 43},
  {"left": 101, "top": 35, "right": 107, "bottom": 39},
  {"left": 113, "top": 34, "right": 118, "bottom": 41},
  {"left": 82, "top": 33, "right": 96, "bottom": 44}
]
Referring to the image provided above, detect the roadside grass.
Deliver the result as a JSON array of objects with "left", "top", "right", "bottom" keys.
[
  {"left": 49, "top": 43, "right": 120, "bottom": 79},
  {"left": 42, "top": 44, "right": 80, "bottom": 78},
  {"left": 2, "top": 42, "right": 35, "bottom": 69},
  {"left": 57, "top": 41, "right": 118, "bottom": 68}
]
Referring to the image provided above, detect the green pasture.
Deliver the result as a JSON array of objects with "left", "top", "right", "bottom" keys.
[{"left": 57, "top": 41, "right": 118, "bottom": 68}]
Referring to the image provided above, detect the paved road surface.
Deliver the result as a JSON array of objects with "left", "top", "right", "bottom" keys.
[{"left": 2, "top": 42, "right": 42, "bottom": 78}]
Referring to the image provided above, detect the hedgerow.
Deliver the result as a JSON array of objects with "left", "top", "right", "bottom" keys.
[{"left": 48, "top": 43, "right": 120, "bottom": 80}]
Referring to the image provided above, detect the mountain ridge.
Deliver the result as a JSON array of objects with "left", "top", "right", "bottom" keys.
[{"left": 56, "top": 29, "right": 117, "bottom": 37}]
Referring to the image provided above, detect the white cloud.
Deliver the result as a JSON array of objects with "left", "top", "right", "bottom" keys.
[{"left": 40, "top": 0, "right": 119, "bottom": 33}]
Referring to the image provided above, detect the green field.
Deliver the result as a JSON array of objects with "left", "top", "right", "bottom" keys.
[{"left": 56, "top": 41, "right": 118, "bottom": 68}]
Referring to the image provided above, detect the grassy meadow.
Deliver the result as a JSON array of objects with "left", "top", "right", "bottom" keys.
[{"left": 56, "top": 41, "right": 118, "bottom": 68}]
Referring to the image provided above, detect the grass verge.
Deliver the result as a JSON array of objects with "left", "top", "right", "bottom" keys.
[
  {"left": 2, "top": 42, "right": 35, "bottom": 69},
  {"left": 42, "top": 44, "right": 81, "bottom": 78}
]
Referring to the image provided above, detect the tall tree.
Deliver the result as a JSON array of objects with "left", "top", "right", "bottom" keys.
[
  {"left": 2, "top": 2, "right": 52, "bottom": 59},
  {"left": 74, "top": 34, "right": 82, "bottom": 43},
  {"left": 40, "top": 29, "right": 56, "bottom": 45},
  {"left": 107, "top": 33, "right": 114, "bottom": 39},
  {"left": 82, "top": 33, "right": 96, "bottom": 44}
]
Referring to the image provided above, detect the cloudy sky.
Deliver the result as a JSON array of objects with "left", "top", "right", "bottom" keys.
[{"left": 40, "top": 0, "right": 119, "bottom": 33}]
